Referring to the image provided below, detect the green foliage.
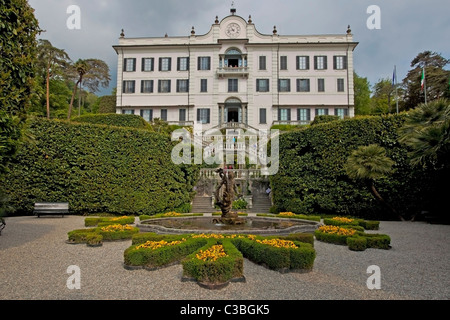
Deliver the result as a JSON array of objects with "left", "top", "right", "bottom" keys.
[
  {"left": 346, "top": 236, "right": 367, "bottom": 251},
  {"left": 232, "top": 198, "right": 248, "bottom": 210},
  {"left": 72, "top": 113, "right": 152, "bottom": 129},
  {"left": 0, "top": 0, "right": 40, "bottom": 118},
  {"left": 310, "top": 115, "right": 340, "bottom": 126},
  {"left": 354, "top": 72, "right": 372, "bottom": 115},
  {"left": 98, "top": 95, "right": 117, "bottom": 114},
  {"left": 270, "top": 114, "right": 428, "bottom": 220},
  {"left": 345, "top": 144, "right": 395, "bottom": 181},
  {"left": 3, "top": 118, "right": 200, "bottom": 216},
  {"left": 84, "top": 216, "right": 135, "bottom": 227},
  {"left": 182, "top": 240, "right": 244, "bottom": 284}
]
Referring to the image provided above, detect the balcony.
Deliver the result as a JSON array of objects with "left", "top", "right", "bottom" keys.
[{"left": 217, "top": 66, "right": 249, "bottom": 78}]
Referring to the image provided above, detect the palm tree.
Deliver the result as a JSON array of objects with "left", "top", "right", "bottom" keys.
[
  {"left": 36, "top": 40, "right": 71, "bottom": 119},
  {"left": 399, "top": 98, "right": 449, "bottom": 169},
  {"left": 67, "top": 59, "right": 110, "bottom": 119},
  {"left": 68, "top": 60, "right": 88, "bottom": 120},
  {"left": 345, "top": 144, "right": 403, "bottom": 220}
]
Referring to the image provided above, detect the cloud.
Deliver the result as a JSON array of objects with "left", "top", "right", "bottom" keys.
[{"left": 28, "top": 0, "right": 449, "bottom": 95}]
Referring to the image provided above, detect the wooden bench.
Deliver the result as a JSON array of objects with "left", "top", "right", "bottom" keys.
[{"left": 34, "top": 202, "right": 69, "bottom": 218}]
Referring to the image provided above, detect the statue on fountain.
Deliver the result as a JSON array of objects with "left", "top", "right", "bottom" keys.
[{"left": 214, "top": 168, "right": 245, "bottom": 225}]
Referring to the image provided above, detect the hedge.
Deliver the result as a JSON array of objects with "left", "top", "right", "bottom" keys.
[
  {"left": 182, "top": 239, "right": 244, "bottom": 284},
  {"left": 124, "top": 237, "right": 207, "bottom": 268},
  {"left": 67, "top": 225, "right": 139, "bottom": 245},
  {"left": 3, "top": 118, "right": 199, "bottom": 216},
  {"left": 323, "top": 217, "right": 380, "bottom": 230},
  {"left": 85, "top": 216, "right": 135, "bottom": 227},
  {"left": 270, "top": 114, "right": 430, "bottom": 220},
  {"left": 72, "top": 113, "right": 152, "bottom": 129}
]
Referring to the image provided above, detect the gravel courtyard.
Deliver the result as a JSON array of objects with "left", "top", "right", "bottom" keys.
[{"left": 0, "top": 215, "right": 449, "bottom": 300}]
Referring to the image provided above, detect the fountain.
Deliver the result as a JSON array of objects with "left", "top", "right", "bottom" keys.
[{"left": 138, "top": 168, "right": 320, "bottom": 235}]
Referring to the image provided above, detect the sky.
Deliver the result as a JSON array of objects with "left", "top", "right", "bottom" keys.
[{"left": 28, "top": 0, "right": 450, "bottom": 96}]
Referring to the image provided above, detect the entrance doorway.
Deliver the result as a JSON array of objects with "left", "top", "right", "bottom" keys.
[{"left": 227, "top": 108, "right": 239, "bottom": 123}]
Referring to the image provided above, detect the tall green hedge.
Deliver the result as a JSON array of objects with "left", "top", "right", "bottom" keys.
[
  {"left": 270, "top": 114, "right": 430, "bottom": 220},
  {"left": 72, "top": 113, "right": 152, "bottom": 130},
  {"left": 3, "top": 118, "right": 199, "bottom": 216}
]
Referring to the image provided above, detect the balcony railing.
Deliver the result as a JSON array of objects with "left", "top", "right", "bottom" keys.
[
  {"left": 167, "top": 121, "right": 194, "bottom": 127},
  {"left": 272, "top": 120, "right": 310, "bottom": 126},
  {"left": 217, "top": 66, "right": 249, "bottom": 78}
]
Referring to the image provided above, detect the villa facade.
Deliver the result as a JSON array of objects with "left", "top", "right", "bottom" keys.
[{"left": 113, "top": 9, "right": 358, "bottom": 131}]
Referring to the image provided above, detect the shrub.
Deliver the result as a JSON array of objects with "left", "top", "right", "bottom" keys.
[
  {"left": 86, "top": 233, "right": 103, "bottom": 246},
  {"left": 182, "top": 240, "right": 244, "bottom": 284},
  {"left": 3, "top": 118, "right": 199, "bottom": 216},
  {"left": 362, "top": 233, "right": 391, "bottom": 249},
  {"left": 310, "top": 115, "right": 340, "bottom": 126},
  {"left": 72, "top": 113, "right": 152, "bottom": 129},
  {"left": 314, "top": 225, "right": 357, "bottom": 245},
  {"left": 356, "top": 219, "right": 380, "bottom": 230},
  {"left": 67, "top": 228, "right": 97, "bottom": 244},
  {"left": 347, "top": 236, "right": 367, "bottom": 251},
  {"left": 270, "top": 114, "right": 428, "bottom": 220},
  {"left": 97, "top": 224, "right": 139, "bottom": 241},
  {"left": 85, "top": 216, "right": 135, "bottom": 227}
]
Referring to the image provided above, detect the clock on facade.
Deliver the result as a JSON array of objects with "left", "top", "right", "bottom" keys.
[{"left": 226, "top": 23, "right": 241, "bottom": 38}]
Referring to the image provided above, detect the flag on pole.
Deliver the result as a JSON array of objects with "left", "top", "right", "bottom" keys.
[
  {"left": 392, "top": 65, "right": 397, "bottom": 87},
  {"left": 420, "top": 68, "right": 425, "bottom": 92}
]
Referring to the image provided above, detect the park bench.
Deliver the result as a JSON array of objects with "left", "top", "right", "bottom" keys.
[{"left": 34, "top": 202, "right": 69, "bottom": 218}]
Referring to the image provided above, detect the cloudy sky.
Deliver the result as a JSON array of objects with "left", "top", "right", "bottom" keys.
[{"left": 28, "top": 0, "right": 450, "bottom": 96}]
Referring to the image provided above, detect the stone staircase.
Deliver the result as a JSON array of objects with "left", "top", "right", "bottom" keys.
[
  {"left": 191, "top": 196, "right": 213, "bottom": 213},
  {"left": 249, "top": 194, "right": 272, "bottom": 213}
]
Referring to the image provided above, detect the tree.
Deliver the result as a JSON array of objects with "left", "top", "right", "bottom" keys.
[
  {"left": 0, "top": 0, "right": 40, "bottom": 173},
  {"left": 399, "top": 99, "right": 449, "bottom": 169},
  {"left": 402, "top": 51, "right": 450, "bottom": 110},
  {"left": 353, "top": 72, "right": 372, "bottom": 115},
  {"left": 36, "top": 40, "right": 71, "bottom": 119},
  {"left": 371, "top": 78, "right": 395, "bottom": 114},
  {"left": 345, "top": 144, "right": 403, "bottom": 220},
  {"left": 68, "top": 59, "right": 111, "bottom": 119}
]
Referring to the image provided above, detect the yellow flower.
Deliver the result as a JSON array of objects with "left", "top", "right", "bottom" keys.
[
  {"left": 318, "top": 225, "right": 356, "bottom": 236},
  {"left": 110, "top": 216, "right": 130, "bottom": 221},
  {"left": 163, "top": 212, "right": 182, "bottom": 217},
  {"left": 256, "top": 239, "right": 298, "bottom": 249},
  {"left": 279, "top": 212, "right": 296, "bottom": 217},
  {"left": 195, "top": 245, "right": 228, "bottom": 262},
  {"left": 100, "top": 224, "right": 133, "bottom": 232},
  {"left": 192, "top": 233, "right": 225, "bottom": 239},
  {"left": 331, "top": 216, "right": 355, "bottom": 224},
  {"left": 136, "top": 239, "right": 185, "bottom": 250}
]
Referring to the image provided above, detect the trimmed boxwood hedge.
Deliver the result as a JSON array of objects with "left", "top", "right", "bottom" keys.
[
  {"left": 72, "top": 113, "right": 152, "bottom": 129},
  {"left": 323, "top": 218, "right": 380, "bottom": 231},
  {"left": 68, "top": 225, "right": 139, "bottom": 245},
  {"left": 85, "top": 216, "right": 135, "bottom": 227},
  {"left": 270, "top": 114, "right": 431, "bottom": 220},
  {"left": 182, "top": 239, "right": 244, "bottom": 284},
  {"left": 3, "top": 118, "right": 199, "bottom": 216},
  {"left": 315, "top": 227, "right": 391, "bottom": 251},
  {"left": 124, "top": 237, "right": 207, "bottom": 268}
]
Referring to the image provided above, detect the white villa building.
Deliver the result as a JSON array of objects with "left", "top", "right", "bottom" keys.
[{"left": 113, "top": 8, "right": 358, "bottom": 132}]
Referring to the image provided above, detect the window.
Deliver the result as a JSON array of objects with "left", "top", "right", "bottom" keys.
[
  {"left": 297, "top": 79, "right": 310, "bottom": 92},
  {"left": 124, "top": 58, "right": 136, "bottom": 72},
  {"left": 318, "top": 79, "right": 325, "bottom": 92},
  {"left": 177, "top": 57, "right": 189, "bottom": 71},
  {"left": 142, "top": 58, "right": 154, "bottom": 72},
  {"left": 280, "top": 56, "right": 288, "bottom": 70},
  {"left": 260, "top": 108, "right": 267, "bottom": 124},
  {"left": 179, "top": 109, "right": 186, "bottom": 122},
  {"left": 177, "top": 79, "right": 189, "bottom": 93},
  {"left": 337, "top": 78, "right": 345, "bottom": 92},
  {"left": 334, "top": 56, "right": 347, "bottom": 70},
  {"left": 297, "top": 108, "right": 311, "bottom": 123},
  {"left": 122, "top": 109, "right": 135, "bottom": 115},
  {"left": 200, "top": 79, "right": 208, "bottom": 93},
  {"left": 123, "top": 80, "right": 135, "bottom": 94},
  {"left": 198, "top": 57, "right": 211, "bottom": 70},
  {"left": 141, "top": 80, "right": 154, "bottom": 93},
  {"left": 197, "top": 108, "right": 210, "bottom": 124},
  {"left": 159, "top": 57, "right": 172, "bottom": 71},
  {"left": 278, "top": 108, "right": 291, "bottom": 121},
  {"left": 160, "top": 109, "right": 168, "bottom": 121},
  {"left": 335, "top": 108, "right": 348, "bottom": 119},
  {"left": 228, "top": 79, "right": 238, "bottom": 92},
  {"left": 314, "top": 56, "right": 328, "bottom": 70},
  {"left": 140, "top": 109, "right": 153, "bottom": 122},
  {"left": 278, "top": 79, "right": 291, "bottom": 92},
  {"left": 256, "top": 79, "right": 270, "bottom": 92},
  {"left": 158, "top": 80, "right": 171, "bottom": 93},
  {"left": 315, "top": 108, "right": 329, "bottom": 116},
  {"left": 296, "top": 56, "right": 310, "bottom": 70},
  {"left": 259, "top": 56, "right": 266, "bottom": 70}
]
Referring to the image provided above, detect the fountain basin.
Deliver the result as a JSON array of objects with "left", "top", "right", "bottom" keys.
[{"left": 138, "top": 216, "right": 320, "bottom": 236}]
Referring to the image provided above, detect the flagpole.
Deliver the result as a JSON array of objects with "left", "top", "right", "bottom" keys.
[
  {"left": 395, "top": 65, "right": 399, "bottom": 114},
  {"left": 424, "top": 67, "right": 427, "bottom": 104}
]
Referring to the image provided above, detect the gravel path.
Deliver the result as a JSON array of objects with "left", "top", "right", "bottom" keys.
[{"left": 0, "top": 215, "right": 449, "bottom": 300}]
